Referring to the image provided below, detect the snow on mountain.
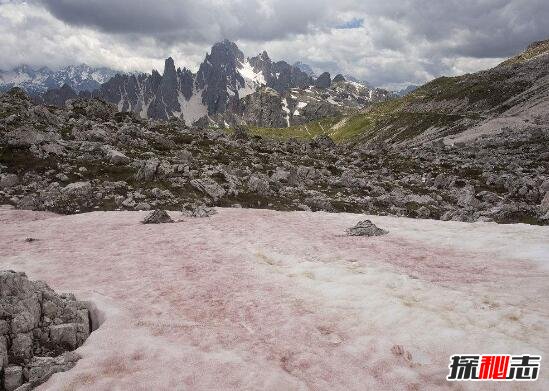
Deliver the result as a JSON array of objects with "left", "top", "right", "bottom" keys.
[
  {"left": 1, "top": 207, "right": 547, "bottom": 390},
  {"left": 174, "top": 88, "right": 209, "bottom": 126},
  {"left": 0, "top": 64, "right": 119, "bottom": 94},
  {"left": 237, "top": 59, "right": 266, "bottom": 98},
  {"left": 35, "top": 41, "right": 393, "bottom": 128}
]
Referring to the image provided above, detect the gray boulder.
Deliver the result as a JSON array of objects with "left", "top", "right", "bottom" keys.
[
  {"left": 142, "top": 209, "right": 174, "bottom": 224},
  {"left": 190, "top": 178, "right": 226, "bottom": 201},
  {"left": 346, "top": 220, "right": 388, "bottom": 237},
  {"left": 3, "top": 365, "right": 23, "bottom": 391},
  {"left": 0, "top": 271, "right": 90, "bottom": 389},
  {"left": 181, "top": 203, "right": 217, "bottom": 218}
]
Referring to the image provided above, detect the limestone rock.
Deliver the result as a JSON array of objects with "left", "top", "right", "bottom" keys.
[
  {"left": 0, "top": 271, "right": 90, "bottom": 389},
  {"left": 181, "top": 203, "right": 217, "bottom": 218},
  {"left": 142, "top": 209, "right": 173, "bottom": 224},
  {"left": 190, "top": 178, "right": 226, "bottom": 201},
  {"left": 3, "top": 365, "right": 23, "bottom": 391},
  {"left": 346, "top": 220, "right": 388, "bottom": 237}
]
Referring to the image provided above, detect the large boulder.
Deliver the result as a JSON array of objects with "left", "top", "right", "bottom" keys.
[
  {"left": 142, "top": 209, "right": 173, "bottom": 224},
  {"left": 346, "top": 220, "right": 388, "bottom": 237},
  {"left": 181, "top": 203, "right": 217, "bottom": 218},
  {"left": 0, "top": 271, "right": 90, "bottom": 390}
]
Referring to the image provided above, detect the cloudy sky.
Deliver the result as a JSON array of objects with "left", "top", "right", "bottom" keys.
[{"left": 1, "top": 0, "right": 548, "bottom": 89}]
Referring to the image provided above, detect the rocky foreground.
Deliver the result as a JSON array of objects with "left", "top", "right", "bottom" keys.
[
  {"left": 1, "top": 270, "right": 91, "bottom": 390},
  {"left": 0, "top": 207, "right": 547, "bottom": 390},
  {"left": 1, "top": 89, "right": 548, "bottom": 225}
]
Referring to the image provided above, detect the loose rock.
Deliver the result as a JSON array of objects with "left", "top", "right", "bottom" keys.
[
  {"left": 346, "top": 220, "right": 388, "bottom": 237},
  {"left": 142, "top": 209, "right": 174, "bottom": 224}
]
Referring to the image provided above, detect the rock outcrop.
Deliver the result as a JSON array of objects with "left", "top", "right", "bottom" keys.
[
  {"left": 346, "top": 220, "right": 388, "bottom": 237},
  {"left": 0, "top": 271, "right": 91, "bottom": 390},
  {"left": 142, "top": 209, "right": 173, "bottom": 224},
  {"left": 0, "top": 88, "right": 547, "bottom": 225},
  {"left": 315, "top": 72, "right": 332, "bottom": 88}
]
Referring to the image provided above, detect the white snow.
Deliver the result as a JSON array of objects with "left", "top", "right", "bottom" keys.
[
  {"left": 173, "top": 89, "right": 208, "bottom": 126},
  {"left": 139, "top": 98, "right": 151, "bottom": 119},
  {"left": 297, "top": 101, "right": 308, "bottom": 109},
  {"left": 237, "top": 59, "right": 266, "bottom": 99},
  {"left": 1, "top": 208, "right": 548, "bottom": 390},
  {"left": 281, "top": 98, "right": 290, "bottom": 127}
]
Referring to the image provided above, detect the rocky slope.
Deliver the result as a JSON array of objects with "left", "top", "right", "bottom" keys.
[
  {"left": 39, "top": 41, "right": 391, "bottom": 128},
  {"left": 252, "top": 39, "right": 549, "bottom": 146},
  {"left": 0, "top": 64, "right": 117, "bottom": 95},
  {"left": 0, "top": 88, "right": 547, "bottom": 224}
]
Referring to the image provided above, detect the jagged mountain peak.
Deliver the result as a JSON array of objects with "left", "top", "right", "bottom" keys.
[
  {"left": 208, "top": 39, "right": 244, "bottom": 65},
  {"left": 37, "top": 40, "right": 386, "bottom": 128},
  {"left": 162, "top": 57, "right": 177, "bottom": 79}
]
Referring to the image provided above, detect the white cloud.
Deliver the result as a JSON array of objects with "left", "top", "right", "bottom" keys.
[{"left": 1, "top": 0, "right": 548, "bottom": 88}]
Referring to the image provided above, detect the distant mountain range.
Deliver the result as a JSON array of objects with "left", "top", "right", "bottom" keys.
[
  {"left": 3, "top": 40, "right": 395, "bottom": 128},
  {"left": 0, "top": 64, "right": 118, "bottom": 94},
  {"left": 41, "top": 41, "right": 394, "bottom": 127}
]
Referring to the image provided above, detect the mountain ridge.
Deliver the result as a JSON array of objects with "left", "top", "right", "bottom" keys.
[
  {"left": 0, "top": 64, "right": 118, "bottom": 94},
  {"left": 36, "top": 40, "right": 392, "bottom": 127},
  {"left": 248, "top": 38, "right": 549, "bottom": 145}
]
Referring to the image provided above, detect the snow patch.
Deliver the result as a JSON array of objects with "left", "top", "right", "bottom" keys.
[
  {"left": 0, "top": 209, "right": 547, "bottom": 390},
  {"left": 174, "top": 89, "right": 208, "bottom": 126},
  {"left": 281, "top": 98, "right": 290, "bottom": 127},
  {"left": 237, "top": 59, "right": 266, "bottom": 99}
]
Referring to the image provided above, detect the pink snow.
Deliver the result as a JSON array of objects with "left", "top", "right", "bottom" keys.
[{"left": 0, "top": 206, "right": 548, "bottom": 390}]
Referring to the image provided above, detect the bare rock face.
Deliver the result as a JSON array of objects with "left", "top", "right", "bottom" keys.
[
  {"left": 315, "top": 72, "right": 332, "bottom": 88},
  {"left": 142, "top": 209, "right": 173, "bottom": 224},
  {"left": 346, "top": 220, "right": 388, "bottom": 237},
  {"left": 0, "top": 271, "right": 90, "bottom": 390}
]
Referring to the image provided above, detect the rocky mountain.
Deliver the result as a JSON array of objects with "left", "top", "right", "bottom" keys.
[
  {"left": 249, "top": 39, "right": 549, "bottom": 146},
  {"left": 78, "top": 40, "right": 316, "bottom": 125},
  {"left": 39, "top": 41, "right": 391, "bottom": 128},
  {"left": 0, "top": 64, "right": 118, "bottom": 95},
  {"left": 209, "top": 74, "right": 394, "bottom": 129}
]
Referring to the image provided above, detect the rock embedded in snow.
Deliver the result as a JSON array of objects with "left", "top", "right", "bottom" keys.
[
  {"left": 346, "top": 220, "right": 388, "bottom": 236},
  {"left": 0, "top": 271, "right": 90, "bottom": 390},
  {"left": 3, "top": 365, "right": 23, "bottom": 391},
  {"left": 142, "top": 209, "right": 173, "bottom": 224},
  {"left": 181, "top": 202, "right": 217, "bottom": 218}
]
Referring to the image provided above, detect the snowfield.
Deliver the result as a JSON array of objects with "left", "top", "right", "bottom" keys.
[{"left": 0, "top": 206, "right": 548, "bottom": 390}]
